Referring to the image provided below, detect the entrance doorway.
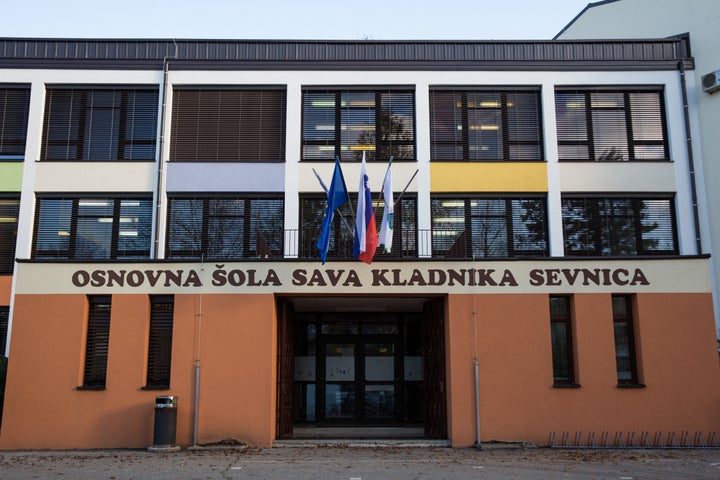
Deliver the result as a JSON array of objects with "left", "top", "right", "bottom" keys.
[{"left": 276, "top": 298, "right": 446, "bottom": 439}]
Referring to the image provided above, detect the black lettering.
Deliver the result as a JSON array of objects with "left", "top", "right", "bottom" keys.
[{"left": 72, "top": 270, "right": 90, "bottom": 287}]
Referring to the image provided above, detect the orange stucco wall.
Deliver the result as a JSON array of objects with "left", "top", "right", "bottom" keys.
[
  {"left": 0, "top": 293, "right": 277, "bottom": 450},
  {"left": 0, "top": 275, "right": 11, "bottom": 305},
  {"left": 445, "top": 292, "right": 720, "bottom": 447},
  {"left": 2, "top": 291, "right": 719, "bottom": 450}
]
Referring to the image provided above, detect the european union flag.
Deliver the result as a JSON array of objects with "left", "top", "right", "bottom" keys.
[{"left": 317, "top": 158, "right": 349, "bottom": 264}]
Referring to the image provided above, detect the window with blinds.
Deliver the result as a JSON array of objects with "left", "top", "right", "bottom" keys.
[
  {"left": 299, "top": 195, "right": 417, "bottom": 260},
  {"left": 166, "top": 196, "right": 284, "bottom": 259},
  {"left": 0, "top": 306, "right": 8, "bottom": 356},
  {"left": 32, "top": 197, "right": 153, "bottom": 260},
  {"left": 170, "top": 88, "right": 286, "bottom": 162},
  {"left": 430, "top": 89, "right": 543, "bottom": 162},
  {"left": 561, "top": 196, "right": 677, "bottom": 256},
  {"left": 555, "top": 89, "right": 668, "bottom": 161},
  {"left": 612, "top": 295, "right": 641, "bottom": 385},
  {"left": 431, "top": 196, "right": 548, "bottom": 258},
  {"left": 145, "top": 296, "right": 174, "bottom": 389},
  {"left": 81, "top": 295, "right": 111, "bottom": 389},
  {"left": 0, "top": 86, "right": 31, "bottom": 161},
  {"left": 41, "top": 87, "right": 159, "bottom": 161},
  {"left": 302, "top": 89, "right": 415, "bottom": 162},
  {"left": 0, "top": 197, "right": 20, "bottom": 274}
]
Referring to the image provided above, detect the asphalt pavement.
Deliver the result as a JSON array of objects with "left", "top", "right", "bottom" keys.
[{"left": 1, "top": 445, "right": 720, "bottom": 479}]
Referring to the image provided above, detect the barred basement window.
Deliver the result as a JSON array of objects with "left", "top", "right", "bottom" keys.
[
  {"left": 431, "top": 196, "right": 548, "bottom": 258},
  {"left": 302, "top": 89, "right": 415, "bottom": 162},
  {"left": 430, "top": 89, "right": 543, "bottom": 161},
  {"left": 0, "top": 306, "right": 9, "bottom": 356},
  {"left": 0, "top": 196, "right": 20, "bottom": 274},
  {"left": 299, "top": 195, "right": 417, "bottom": 260},
  {"left": 80, "top": 295, "right": 111, "bottom": 390},
  {"left": 0, "top": 86, "right": 31, "bottom": 161},
  {"left": 32, "top": 197, "right": 153, "bottom": 260},
  {"left": 145, "top": 296, "right": 174, "bottom": 389},
  {"left": 549, "top": 296, "right": 576, "bottom": 386},
  {"left": 555, "top": 89, "right": 668, "bottom": 161},
  {"left": 41, "top": 87, "right": 159, "bottom": 161},
  {"left": 561, "top": 196, "right": 677, "bottom": 256},
  {"left": 170, "top": 88, "right": 286, "bottom": 162},
  {"left": 166, "top": 196, "right": 284, "bottom": 259}
]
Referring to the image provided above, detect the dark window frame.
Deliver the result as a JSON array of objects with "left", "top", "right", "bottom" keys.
[
  {"left": 79, "top": 295, "right": 111, "bottom": 390},
  {"left": 429, "top": 88, "right": 544, "bottom": 162},
  {"left": 299, "top": 194, "right": 417, "bottom": 260},
  {"left": 170, "top": 87, "right": 287, "bottom": 163},
  {"left": 0, "top": 85, "right": 31, "bottom": 161},
  {"left": 561, "top": 195, "right": 678, "bottom": 257},
  {"left": 144, "top": 295, "right": 174, "bottom": 390},
  {"left": 41, "top": 86, "right": 159, "bottom": 162},
  {"left": 32, "top": 195, "right": 153, "bottom": 260},
  {"left": 0, "top": 195, "right": 20, "bottom": 274},
  {"left": 301, "top": 89, "right": 416, "bottom": 162},
  {"left": 549, "top": 295, "right": 578, "bottom": 387},
  {"left": 0, "top": 306, "right": 9, "bottom": 356},
  {"left": 166, "top": 194, "right": 284, "bottom": 260},
  {"left": 430, "top": 195, "right": 549, "bottom": 259},
  {"left": 555, "top": 88, "right": 669, "bottom": 162},
  {"left": 612, "top": 294, "right": 643, "bottom": 387}
]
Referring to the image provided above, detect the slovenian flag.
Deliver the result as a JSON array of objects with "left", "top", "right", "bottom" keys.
[
  {"left": 377, "top": 158, "right": 394, "bottom": 253},
  {"left": 317, "top": 157, "right": 349, "bottom": 264},
  {"left": 353, "top": 152, "right": 378, "bottom": 264}
]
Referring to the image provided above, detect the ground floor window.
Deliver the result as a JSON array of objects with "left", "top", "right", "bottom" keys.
[
  {"left": 549, "top": 296, "right": 576, "bottom": 386},
  {"left": 80, "top": 295, "right": 111, "bottom": 390},
  {"left": 145, "top": 296, "right": 174, "bottom": 389},
  {"left": 612, "top": 295, "right": 642, "bottom": 386}
]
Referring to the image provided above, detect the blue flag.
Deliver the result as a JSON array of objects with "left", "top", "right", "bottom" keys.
[{"left": 317, "top": 158, "right": 349, "bottom": 264}]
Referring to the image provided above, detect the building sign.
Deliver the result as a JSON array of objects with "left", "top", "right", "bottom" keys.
[{"left": 14, "top": 259, "right": 711, "bottom": 295}]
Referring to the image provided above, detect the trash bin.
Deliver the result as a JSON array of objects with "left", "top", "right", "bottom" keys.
[{"left": 149, "top": 395, "right": 180, "bottom": 452}]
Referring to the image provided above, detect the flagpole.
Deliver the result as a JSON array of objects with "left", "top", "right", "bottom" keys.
[
  {"left": 394, "top": 168, "right": 419, "bottom": 207},
  {"left": 312, "top": 166, "right": 355, "bottom": 238},
  {"left": 374, "top": 156, "right": 393, "bottom": 210}
]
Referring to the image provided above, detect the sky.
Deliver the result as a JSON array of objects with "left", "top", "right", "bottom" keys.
[{"left": 2, "top": 0, "right": 593, "bottom": 40}]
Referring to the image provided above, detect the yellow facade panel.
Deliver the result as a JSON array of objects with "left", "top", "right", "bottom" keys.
[{"left": 430, "top": 162, "right": 547, "bottom": 192}]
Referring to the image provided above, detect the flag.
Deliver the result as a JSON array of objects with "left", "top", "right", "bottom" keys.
[
  {"left": 378, "top": 159, "right": 394, "bottom": 253},
  {"left": 316, "top": 158, "right": 349, "bottom": 264},
  {"left": 353, "top": 152, "right": 378, "bottom": 264}
]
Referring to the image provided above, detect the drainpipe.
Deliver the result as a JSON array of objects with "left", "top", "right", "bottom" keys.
[{"left": 678, "top": 60, "right": 703, "bottom": 254}]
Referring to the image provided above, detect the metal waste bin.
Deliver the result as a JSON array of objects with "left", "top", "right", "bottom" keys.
[{"left": 149, "top": 395, "right": 180, "bottom": 452}]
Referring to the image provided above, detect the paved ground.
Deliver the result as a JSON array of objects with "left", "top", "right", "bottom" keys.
[{"left": 1, "top": 446, "right": 720, "bottom": 479}]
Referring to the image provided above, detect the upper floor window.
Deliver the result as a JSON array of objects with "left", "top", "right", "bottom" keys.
[
  {"left": 41, "top": 87, "right": 159, "bottom": 161},
  {"left": 430, "top": 89, "right": 543, "bottom": 161},
  {"left": 299, "top": 195, "right": 417, "bottom": 260},
  {"left": 166, "top": 195, "right": 284, "bottom": 260},
  {"left": 555, "top": 89, "right": 668, "bottom": 162},
  {"left": 170, "top": 88, "right": 286, "bottom": 162},
  {"left": 0, "top": 196, "right": 20, "bottom": 274},
  {"left": 32, "top": 196, "right": 153, "bottom": 260},
  {"left": 0, "top": 86, "right": 31, "bottom": 161},
  {"left": 431, "top": 196, "right": 548, "bottom": 258},
  {"left": 561, "top": 196, "right": 677, "bottom": 256},
  {"left": 302, "top": 89, "right": 415, "bottom": 162}
]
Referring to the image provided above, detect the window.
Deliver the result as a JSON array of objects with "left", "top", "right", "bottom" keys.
[
  {"left": 166, "top": 196, "right": 284, "bottom": 259},
  {"left": 32, "top": 197, "right": 153, "bottom": 260},
  {"left": 145, "top": 296, "right": 174, "bottom": 389},
  {"left": 612, "top": 295, "right": 641, "bottom": 386},
  {"left": 302, "top": 89, "right": 415, "bottom": 162},
  {"left": 81, "top": 295, "right": 111, "bottom": 389},
  {"left": 0, "top": 197, "right": 20, "bottom": 274},
  {"left": 555, "top": 89, "right": 668, "bottom": 161},
  {"left": 41, "top": 87, "right": 159, "bottom": 161},
  {"left": 0, "top": 306, "right": 8, "bottom": 356},
  {"left": 430, "top": 89, "right": 543, "bottom": 161},
  {"left": 549, "top": 296, "right": 576, "bottom": 386},
  {"left": 299, "top": 195, "right": 417, "bottom": 260},
  {"left": 431, "top": 196, "right": 548, "bottom": 258},
  {"left": 561, "top": 196, "right": 677, "bottom": 256},
  {"left": 170, "top": 88, "right": 286, "bottom": 162},
  {"left": 0, "top": 86, "right": 31, "bottom": 161}
]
